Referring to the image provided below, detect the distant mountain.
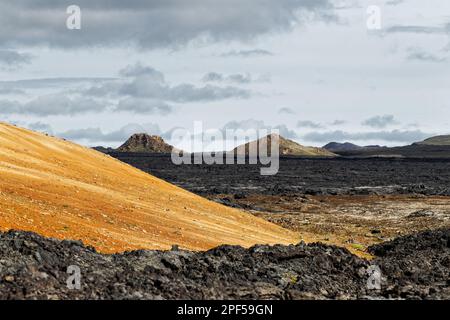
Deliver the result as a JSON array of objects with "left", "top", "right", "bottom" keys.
[
  {"left": 323, "top": 142, "right": 389, "bottom": 156},
  {"left": 93, "top": 146, "right": 115, "bottom": 154},
  {"left": 323, "top": 142, "right": 363, "bottom": 152},
  {"left": 415, "top": 135, "right": 450, "bottom": 146},
  {"left": 331, "top": 144, "right": 450, "bottom": 158},
  {"left": 326, "top": 135, "right": 450, "bottom": 158},
  {"left": 232, "top": 134, "right": 336, "bottom": 157},
  {"left": 117, "top": 134, "right": 177, "bottom": 153}
]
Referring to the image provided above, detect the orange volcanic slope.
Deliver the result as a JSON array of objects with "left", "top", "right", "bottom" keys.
[{"left": 0, "top": 122, "right": 298, "bottom": 253}]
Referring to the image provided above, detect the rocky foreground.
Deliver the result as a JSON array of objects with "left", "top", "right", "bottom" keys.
[{"left": 0, "top": 229, "right": 448, "bottom": 300}]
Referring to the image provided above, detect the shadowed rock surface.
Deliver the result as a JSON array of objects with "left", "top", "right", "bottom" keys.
[
  {"left": 0, "top": 229, "right": 448, "bottom": 300},
  {"left": 369, "top": 229, "right": 450, "bottom": 299}
]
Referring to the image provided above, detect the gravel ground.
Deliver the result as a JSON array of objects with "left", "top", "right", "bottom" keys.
[{"left": 0, "top": 229, "right": 448, "bottom": 300}]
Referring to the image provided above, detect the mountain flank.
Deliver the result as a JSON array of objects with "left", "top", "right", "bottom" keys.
[
  {"left": 415, "top": 135, "right": 450, "bottom": 146},
  {"left": 232, "top": 134, "right": 336, "bottom": 157},
  {"left": 323, "top": 142, "right": 387, "bottom": 155},
  {"left": 323, "top": 135, "right": 450, "bottom": 157},
  {"left": 323, "top": 142, "right": 363, "bottom": 152},
  {"left": 0, "top": 122, "right": 298, "bottom": 253}
]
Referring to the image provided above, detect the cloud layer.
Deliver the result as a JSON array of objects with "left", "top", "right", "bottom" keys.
[
  {"left": 0, "top": 63, "right": 252, "bottom": 116},
  {"left": 88, "top": 63, "right": 252, "bottom": 103},
  {"left": 59, "top": 123, "right": 162, "bottom": 143},
  {"left": 0, "top": 50, "right": 32, "bottom": 69},
  {"left": 303, "top": 129, "right": 430, "bottom": 144},
  {"left": 202, "top": 72, "right": 269, "bottom": 84},
  {"left": 220, "top": 49, "right": 274, "bottom": 57},
  {"left": 0, "top": 94, "right": 105, "bottom": 116},
  {"left": 362, "top": 115, "right": 397, "bottom": 129},
  {"left": 0, "top": 1, "right": 335, "bottom": 49}
]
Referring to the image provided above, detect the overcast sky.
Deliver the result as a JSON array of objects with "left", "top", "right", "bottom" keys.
[{"left": 0, "top": 0, "right": 449, "bottom": 150}]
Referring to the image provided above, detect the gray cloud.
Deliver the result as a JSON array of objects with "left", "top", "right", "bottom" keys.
[
  {"left": 278, "top": 107, "right": 296, "bottom": 115},
  {"left": 386, "top": 25, "right": 448, "bottom": 35},
  {"left": 222, "top": 119, "right": 298, "bottom": 139},
  {"left": 0, "top": 50, "right": 32, "bottom": 69},
  {"left": 385, "top": 23, "right": 450, "bottom": 63},
  {"left": 202, "top": 72, "right": 250, "bottom": 84},
  {"left": 119, "top": 63, "right": 165, "bottom": 81},
  {"left": 201, "top": 72, "right": 224, "bottom": 82},
  {"left": 115, "top": 97, "right": 173, "bottom": 115},
  {"left": 226, "top": 74, "right": 252, "bottom": 84},
  {"left": 0, "top": 77, "right": 116, "bottom": 95},
  {"left": 0, "top": 94, "right": 106, "bottom": 116},
  {"left": 274, "top": 124, "right": 298, "bottom": 139},
  {"left": 59, "top": 123, "right": 162, "bottom": 143},
  {"left": 0, "top": 83, "right": 175, "bottom": 117},
  {"left": 330, "top": 120, "right": 346, "bottom": 126},
  {"left": 362, "top": 115, "right": 397, "bottom": 128},
  {"left": 222, "top": 119, "right": 267, "bottom": 132},
  {"left": 88, "top": 64, "right": 252, "bottom": 103},
  {"left": 0, "top": 87, "right": 26, "bottom": 95},
  {"left": 26, "top": 121, "right": 53, "bottom": 134},
  {"left": 297, "top": 120, "right": 323, "bottom": 129},
  {"left": 220, "top": 49, "right": 274, "bottom": 58},
  {"left": 386, "top": 0, "right": 404, "bottom": 5},
  {"left": 303, "top": 130, "right": 430, "bottom": 143},
  {"left": 1, "top": 63, "right": 249, "bottom": 117},
  {"left": 406, "top": 48, "right": 446, "bottom": 63},
  {"left": 202, "top": 72, "right": 269, "bottom": 84},
  {"left": 162, "top": 84, "right": 251, "bottom": 102},
  {"left": 384, "top": 20, "right": 450, "bottom": 60},
  {"left": 0, "top": 1, "right": 335, "bottom": 49}
]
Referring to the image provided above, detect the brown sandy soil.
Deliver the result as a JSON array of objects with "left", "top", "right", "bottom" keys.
[
  {"left": 210, "top": 194, "right": 450, "bottom": 258},
  {"left": 0, "top": 122, "right": 299, "bottom": 253}
]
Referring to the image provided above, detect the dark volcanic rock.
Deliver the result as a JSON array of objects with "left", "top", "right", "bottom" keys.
[
  {"left": 368, "top": 229, "right": 450, "bottom": 299},
  {"left": 0, "top": 229, "right": 448, "bottom": 300},
  {"left": 108, "top": 154, "right": 450, "bottom": 197}
]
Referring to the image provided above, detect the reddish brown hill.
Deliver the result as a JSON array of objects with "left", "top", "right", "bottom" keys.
[
  {"left": 117, "top": 133, "right": 177, "bottom": 153},
  {"left": 232, "top": 134, "right": 336, "bottom": 157}
]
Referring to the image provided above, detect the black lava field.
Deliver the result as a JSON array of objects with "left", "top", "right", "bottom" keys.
[{"left": 109, "top": 153, "right": 450, "bottom": 196}]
